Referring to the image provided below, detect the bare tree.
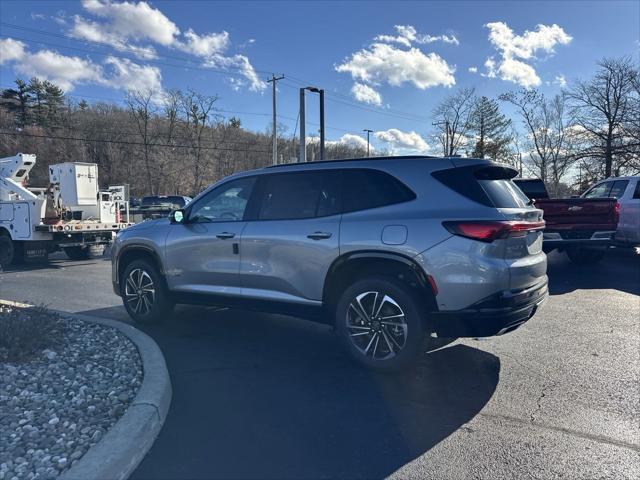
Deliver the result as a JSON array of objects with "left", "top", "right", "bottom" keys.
[
  {"left": 500, "top": 89, "right": 577, "bottom": 196},
  {"left": 567, "top": 57, "right": 639, "bottom": 178},
  {"left": 178, "top": 90, "right": 220, "bottom": 193},
  {"left": 432, "top": 88, "right": 476, "bottom": 156},
  {"left": 126, "top": 90, "right": 159, "bottom": 194}
]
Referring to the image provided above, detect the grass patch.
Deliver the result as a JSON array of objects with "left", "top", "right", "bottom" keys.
[{"left": 0, "top": 305, "right": 65, "bottom": 363}]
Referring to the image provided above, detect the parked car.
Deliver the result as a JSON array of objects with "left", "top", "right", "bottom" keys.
[
  {"left": 582, "top": 176, "right": 639, "bottom": 248},
  {"left": 513, "top": 178, "right": 550, "bottom": 200},
  {"left": 111, "top": 156, "right": 548, "bottom": 371},
  {"left": 129, "top": 195, "right": 192, "bottom": 222},
  {"left": 530, "top": 177, "right": 638, "bottom": 263}
]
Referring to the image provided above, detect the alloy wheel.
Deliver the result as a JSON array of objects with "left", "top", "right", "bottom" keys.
[
  {"left": 124, "top": 268, "right": 156, "bottom": 316},
  {"left": 346, "top": 291, "right": 408, "bottom": 360}
]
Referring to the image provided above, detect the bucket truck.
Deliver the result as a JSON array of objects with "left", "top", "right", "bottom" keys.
[{"left": 0, "top": 153, "right": 132, "bottom": 266}]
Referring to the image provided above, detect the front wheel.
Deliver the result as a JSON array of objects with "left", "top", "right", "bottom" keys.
[
  {"left": 0, "top": 234, "right": 15, "bottom": 268},
  {"left": 121, "top": 259, "right": 174, "bottom": 323},
  {"left": 566, "top": 247, "right": 606, "bottom": 264},
  {"left": 335, "top": 277, "right": 427, "bottom": 372}
]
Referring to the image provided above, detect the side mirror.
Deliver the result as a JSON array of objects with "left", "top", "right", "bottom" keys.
[{"left": 170, "top": 209, "right": 186, "bottom": 224}]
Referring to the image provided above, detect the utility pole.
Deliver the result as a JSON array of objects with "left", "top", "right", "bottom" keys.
[
  {"left": 363, "top": 129, "right": 373, "bottom": 157},
  {"left": 299, "top": 88, "right": 306, "bottom": 163},
  {"left": 267, "top": 74, "right": 284, "bottom": 165},
  {"left": 319, "top": 89, "right": 325, "bottom": 160},
  {"left": 432, "top": 120, "right": 451, "bottom": 156}
]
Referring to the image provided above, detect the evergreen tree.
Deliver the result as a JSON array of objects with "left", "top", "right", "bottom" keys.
[
  {"left": 1, "top": 79, "right": 32, "bottom": 127},
  {"left": 468, "top": 96, "right": 512, "bottom": 161}
]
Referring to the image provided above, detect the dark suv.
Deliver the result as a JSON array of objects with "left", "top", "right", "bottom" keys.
[{"left": 112, "top": 156, "right": 548, "bottom": 370}]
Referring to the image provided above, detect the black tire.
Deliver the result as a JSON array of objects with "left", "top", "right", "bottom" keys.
[
  {"left": 566, "top": 247, "right": 606, "bottom": 264},
  {"left": 0, "top": 234, "right": 15, "bottom": 268},
  {"left": 335, "top": 276, "right": 427, "bottom": 372},
  {"left": 63, "top": 246, "right": 91, "bottom": 260},
  {"left": 121, "top": 259, "right": 174, "bottom": 323}
]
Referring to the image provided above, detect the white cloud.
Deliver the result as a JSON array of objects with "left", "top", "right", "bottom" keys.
[
  {"left": 102, "top": 56, "right": 163, "bottom": 94},
  {"left": 334, "top": 133, "right": 371, "bottom": 150},
  {"left": 483, "top": 21, "right": 572, "bottom": 87},
  {"left": 351, "top": 83, "right": 382, "bottom": 105},
  {"left": 204, "top": 54, "right": 266, "bottom": 92},
  {"left": 176, "top": 29, "right": 230, "bottom": 57},
  {"left": 468, "top": 66, "right": 478, "bottom": 73},
  {"left": 375, "top": 25, "right": 459, "bottom": 47},
  {"left": 374, "top": 129, "right": 429, "bottom": 153},
  {"left": 0, "top": 38, "right": 26, "bottom": 64},
  {"left": 553, "top": 74, "right": 567, "bottom": 87},
  {"left": 336, "top": 43, "right": 455, "bottom": 90},
  {"left": 14, "top": 49, "right": 103, "bottom": 91},
  {"left": 66, "top": 0, "right": 263, "bottom": 92},
  {"left": 70, "top": 15, "right": 158, "bottom": 59},
  {"left": 79, "top": 0, "right": 179, "bottom": 46},
  {"left": 498, "top": 57, "right": 540, "bottom": 88},
  {"left": 1, "top": 37, "right": 165, "bottom": 96}
]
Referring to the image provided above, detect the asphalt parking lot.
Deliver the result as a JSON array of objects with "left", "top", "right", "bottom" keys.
[{"left": 1, "top": 249, "right": 638, "bottom": 479}]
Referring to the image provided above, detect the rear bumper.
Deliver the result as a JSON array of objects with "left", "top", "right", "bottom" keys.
[
  {"left": 543, "top": 231, "right": 614, "bottom": 249},
  {"left": 430, "top": 278, "right": 548, "bottom": 337}
]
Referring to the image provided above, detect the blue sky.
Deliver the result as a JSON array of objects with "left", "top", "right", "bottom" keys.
[{"left": 0, "top": 0, "right": 638, "bottom": 153}]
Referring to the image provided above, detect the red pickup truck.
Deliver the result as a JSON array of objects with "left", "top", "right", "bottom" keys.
[{"left": 514, "top": 179, "right": 619, "bottom": 264}]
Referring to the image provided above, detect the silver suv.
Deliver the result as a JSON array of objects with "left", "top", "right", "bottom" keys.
[{"left": 112, "top": 156, "right": 548, "bottom": 370}]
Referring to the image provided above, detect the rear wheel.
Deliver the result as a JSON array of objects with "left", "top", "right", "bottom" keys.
[
  {"left": 336, "top": 276, "right": 427, "bottom": 372},
  {"left": 121, "top": 259, "right": 174, "bottom": 323},
  {"left": 0, "top": 234, "right": 15, "bottom": 268},
  {"left": 566, "top": 246, "right": 606, "bottom": 264}
]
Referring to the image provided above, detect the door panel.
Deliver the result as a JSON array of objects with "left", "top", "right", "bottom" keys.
[
  {"left": 165, "top": 221, "right": 246, "bottom": 294},
  {"left": 238, "top": 170, "right": 342, "bottom": 303},
  {"left": 164, "top": 176, "right": 255, "bottom": 295},
  {"left": 240, "top": 215, "right": 340, "bottom": 303}
]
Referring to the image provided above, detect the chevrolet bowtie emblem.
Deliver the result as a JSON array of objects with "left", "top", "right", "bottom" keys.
[{"left": 568, "top": 205, "right": 583, "bottom": 211}]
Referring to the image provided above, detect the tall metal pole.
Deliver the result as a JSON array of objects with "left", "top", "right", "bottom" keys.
[
  {"left": 267, "top": 75, "right": 284, "bottom": 165},
  {"left": 299, "top": 88, "right": 306, "bottom": 163},
  {"left": 363, "top": 129, "right": 373, "bottom": 157},
  {"left": 319, "top": 89, "right": 325, "bottom": 160}
]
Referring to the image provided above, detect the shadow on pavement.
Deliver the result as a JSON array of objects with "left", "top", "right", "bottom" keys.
[
  {"left": 81, "top": 305, "right": 499, "bottom": 480},
  {"left": 547, "top": 248, "right": 640, "bottom": 296}
]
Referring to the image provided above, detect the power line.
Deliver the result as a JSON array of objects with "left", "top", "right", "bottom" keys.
[{"left": 0, "top": 130, "right": 272, "bottom": 153}]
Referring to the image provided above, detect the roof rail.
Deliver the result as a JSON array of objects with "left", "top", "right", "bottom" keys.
[{"left": 265, "top": 155, "right": 442, "bottom": 168}]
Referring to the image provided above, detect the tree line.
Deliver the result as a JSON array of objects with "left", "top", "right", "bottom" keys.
[
  {"left": 0, "top": 56, "right": 638, "bottom": 198},
  {"left": 0, "top": 80, "right": 369, "bottom": 197},
  {"left": 431, "top": 57, "right": 639, "bottom": 196}
]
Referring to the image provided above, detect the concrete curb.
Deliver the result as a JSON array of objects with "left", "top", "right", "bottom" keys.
[{"left": 0, "top": 300, "right": 172, "bottom": 480}]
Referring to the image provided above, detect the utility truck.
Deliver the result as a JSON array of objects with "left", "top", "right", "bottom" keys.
[{"left": 0, "top": 153, "right": 132, "bottom": 267}]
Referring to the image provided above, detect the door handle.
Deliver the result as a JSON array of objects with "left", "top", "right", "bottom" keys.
[
  {"left": 307, "top": 231, "right": 332, "bottom": 240},
  {"left": 216, "top": 232, "right": 235, "bottom": 239}
]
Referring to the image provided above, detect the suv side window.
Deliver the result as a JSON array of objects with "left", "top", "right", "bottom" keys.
[
  {"left": 634, "top": 181, "right": 640, "bottom": 200},
  {"left": 188, "top": 176, "right": 256, "bottom": 223},
  {"left": 609, "top": 180, "right": 629, "bottom": 199},
  {"left": 257, "top": 170, "right": 341, "bottom": 220},
  {"left": 342, "top": 169, "right": 415, "bottom": 213},
  {"left": 583, "top": 181, "right": 613, "bottom": 198}
]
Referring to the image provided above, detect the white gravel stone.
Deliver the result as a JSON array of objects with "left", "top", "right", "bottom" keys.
[{"left": 0, "top": 312, "right": 142, "bottom": 479}]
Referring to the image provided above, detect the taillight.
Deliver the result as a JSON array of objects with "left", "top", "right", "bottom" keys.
[
  {"left": 614, "top": 201, "right": 621, "bottom": 223},
  {"left": 443, "top": 221, "right": 546, "bottom": 242}
]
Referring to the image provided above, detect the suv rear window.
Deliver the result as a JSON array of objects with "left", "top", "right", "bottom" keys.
[
  {"left": 342, "top": 169, "right": 415, "bottom": 213},
  {"left": 478, "top": 179, "right": 530, "bottom": 208}
]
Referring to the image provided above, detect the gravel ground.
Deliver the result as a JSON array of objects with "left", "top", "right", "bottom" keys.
[{"left": 0, "top": 308, "right": 143, "bottom": 480}]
